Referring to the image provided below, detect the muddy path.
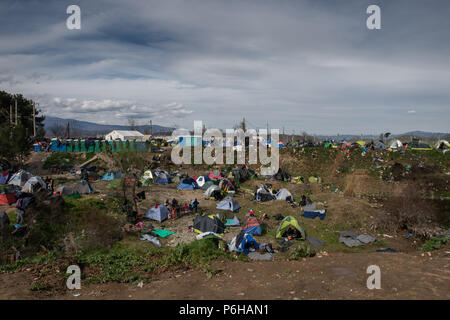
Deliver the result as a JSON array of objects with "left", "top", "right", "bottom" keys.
[{"left": 1, "top": 250, "right": 449, "bottom": 300}]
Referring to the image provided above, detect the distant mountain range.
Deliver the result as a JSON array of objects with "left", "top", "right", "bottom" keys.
[
  {"left": 43, "top": 116, "right": 174, "bottom": 136},
  {"left": 43, "top": 116, "right": 449, "bottom": 140},
  {"left": 314, "top": 131, "right": 449, "bottom": 141}
]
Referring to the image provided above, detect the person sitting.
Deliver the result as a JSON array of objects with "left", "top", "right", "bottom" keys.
[{"left": 300, "top": 195, "right": 307, "bottom": 206}]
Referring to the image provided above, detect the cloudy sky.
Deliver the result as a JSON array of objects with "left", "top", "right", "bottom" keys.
[{"left": 0, "top": 0, "right": 449, "bottom": 135}]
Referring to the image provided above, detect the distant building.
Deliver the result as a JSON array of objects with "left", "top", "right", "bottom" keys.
[{"left": 105, "top": 130, "right": 144, "bottom": 141}]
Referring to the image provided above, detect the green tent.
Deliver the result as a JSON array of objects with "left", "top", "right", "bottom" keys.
[{"left": 276, "top": 216, "right": 306, "bottom": 240}]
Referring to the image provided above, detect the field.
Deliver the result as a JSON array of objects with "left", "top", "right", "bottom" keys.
[{"left": 0, "top": 146, "right": 449, "bottom": 299}]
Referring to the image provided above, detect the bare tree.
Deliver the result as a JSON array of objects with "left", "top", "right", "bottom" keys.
[
  {"left": 49, "top": 123, "right": 65, "bottom": 138},
  {"left": 127, "top": 118, "right": 139, "bottom": 131}
]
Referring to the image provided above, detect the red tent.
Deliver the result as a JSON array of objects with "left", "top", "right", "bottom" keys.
[{"left": 0, "top": 193, "right": 16, "bottom": 205}]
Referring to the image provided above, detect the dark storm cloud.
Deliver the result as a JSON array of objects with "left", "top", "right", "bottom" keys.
[{"left": 0, "top": 0, "right": 449, "bottom": 134}]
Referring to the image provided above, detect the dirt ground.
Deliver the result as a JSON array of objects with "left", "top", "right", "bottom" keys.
[
  {"left": 1, "top": 248, "right": 449, "bottom": 300},
  {"left": 2, "top": 150, "right": 448, "bottom": 300}
]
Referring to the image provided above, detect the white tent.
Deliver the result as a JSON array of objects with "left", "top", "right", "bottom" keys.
[
  {"left": 8, "top": 170, "right": 32, "bottom": 188},
  {"left": 275, "top": 188, "right": 292, "bottom": 200},
  {"left": 105, "top": 130, "right": 144, "bottom": 141},
  {"left": 389, "top": 139, "right": 403, "bottom": 149},
  {"left": 142, "top": 170, "right": 154, "bottom": 180},
  {"left": 21, "top": 176, "right": 46, "bottom": 193}
]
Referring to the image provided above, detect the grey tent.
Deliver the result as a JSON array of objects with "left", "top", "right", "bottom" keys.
[
  {"left": 255, "top": 185, "right": 275, "bottom": 202},
  {"left": 275, "top": 188, "right": 292, "bottom": 200},
  {"left": 145, "top": 205, "right": 169, "bottom": 222},
  {"left": 193, "top": 214, "right": 225, "bottom": 234},
  {"left": 201, "top": 180, "right": 215, "bottom": 190},
  {"left": 74, "top": 181, "right": 94, "bottom": 194},
  {"left": 216, "top": 195, "right": 240, "bottom": 212},
  {"left": 55, "top": 185, "right": 76, "bottom": 196},
  {"left": 204, "top": 184, "right": 220, "bottom": 198},
  {"left": 21, "top": 176, "right": 46, "bottom": 193},
  {"left": 8, "top": 170, "right": 32, "bottom": 187},
  {"left": 374, "top": 141, "right": 386, "bottom": 150}
]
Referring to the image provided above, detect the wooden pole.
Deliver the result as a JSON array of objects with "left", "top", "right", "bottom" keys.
[
  {"left": 14, "top": 99, "right": 17, "bottom": 125},
  {"left": 33, "top": 103, "right": 36, "bottom": 137}
]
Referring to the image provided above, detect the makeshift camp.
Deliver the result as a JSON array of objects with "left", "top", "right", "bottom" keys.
[
  {"left": 193, "top": 214, "right": 225, "bottom": 234},
  {"left": 54, "top": 185, "right": 77, "bottom": 196},
  {"left": 0, "top": 188, "right": 15, "bottom": 205},
  {"left": 142, "top": 170, "right": 154, "bottom": 180},
  {"left": 225, "top": 215, "right": 240, "bottom": 226},
  {"left": 435, "top": 139, "right": 450, "bottom": 150},
  {"left": 201, "top": 180, "right": 215, "bottom": 190},
  {"left": 302, "top": 209, "right": 326, "bottom": 220},
  {"left": 276, "top": 216, "right": 306, "bottom": 240},
  {"left": 101, "top": 172, "right": 115, "bottom": 181},
  {"left": 308, "top": 176, "right": 322, "bottom": 183},
  {"left": 255, "top": 185, "right": 275, "bottom": 202},
  {"left": 195, "top": 175, "right": 210, "bottom": 188},
  {"left": 241, "top": 216, "right": 263, "bottom": 235},
  {"left": 208, "top": 170, "right": 222, "bottom": 180},
  {"left": 274, "top": 168, "right": 291, "bottom": 181},
  {"left": 74, "top": 181, "right": 94, "bottom": 194},
  {"left": 275, "top": 188, "right": 293, "bottom": 201},
  {"left": 204, "top": 184, "right": 220, "bottom": 198},
  {"left": 155, "top": 173, "right": 171, "bottom": 185},
  {"left": 291, "top": 175, "right": 304, "bottom": 184},
  {"left": 0, "top": 171, "right": 12, "bottom": 185},
  {"left": 8, "top": 170, "right": 32, "bottom": 188},
  {"left": 389, "top": 139, "right": 403, "bottom": 149},
  {"left": 218, "top": 178, "right": 236, "bottom": 193},
  {"left": 145, "top": 204, "right": 169, "bottom": 222},
  {"left": 338, "top": 230, "right": 377, "bottom": 247},
  {"left": 216, "top": 195, "right": 240, "bottom": 212},
  {"left": 21, "top": 176, "right": 46, "bottom": 193},
  {"left": 228, "top": 232, "right": 259, "bottom": 254},
  {"left": 178, "top": 177, "right": 199, "bottom": 190},
  {"left": 374, "top": 141, "right": 387, "bottom": 150}
]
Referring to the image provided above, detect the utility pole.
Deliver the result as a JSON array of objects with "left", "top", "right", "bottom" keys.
[
  {"left": 150, "top": 120, "right": 152, "bottom": 136},
  {"left": 33, "top": 103, "right": 36, "bottom": 137},
  {"left": 14, "top": 99, "right": 17, "bottom": 125}
]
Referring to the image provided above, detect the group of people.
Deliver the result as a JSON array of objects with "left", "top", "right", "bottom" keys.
[{"left": 165, "top": 198, "right": 199, "bottom": 220}]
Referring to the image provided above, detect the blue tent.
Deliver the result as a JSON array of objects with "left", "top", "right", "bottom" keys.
[
  {"left": 178, "top": 177, "right": 198, "bottom": 190},
  {"left": 178, "top": 182, "right": 198, "bottom": 190},
  {"left": 155, "top": 173, "right": 171, "bottom": 185},
  {"left": 102, "top": 172, "right": 115, "bottom": 181},
  {"left": 228, "top": 232, "right": 259, "bottom": 254},
  {"left": 0, "top": 171, "right": 12, "bottom": 185}
]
